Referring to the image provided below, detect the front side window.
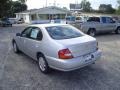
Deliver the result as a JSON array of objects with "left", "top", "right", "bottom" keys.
[
  {"left": 106, "top": 17, "right": 114, "bottom": 23},
  {"left": 46, "top": 25, "right": 83, "bottom": 40},
  {"left": 102, "top": 17, "right": 106, "bottom": 23},
  {"left": 21, "top": 27, "right": 32, "bottom": 37},
  {"left": 102, "top": 17, "right": 114, "bottom": 23}
]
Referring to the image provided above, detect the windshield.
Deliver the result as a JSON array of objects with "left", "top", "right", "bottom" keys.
[{"left": 46, "top": 25, "right": 83, "bottom": 40}]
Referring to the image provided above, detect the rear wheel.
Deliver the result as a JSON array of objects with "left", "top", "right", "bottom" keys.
[
  {"left": 87, "top": 29, "right": 96, "bottom": 37},
  {"left": 38, "top": 55, "right": 50, "bottom": 74},
  {"left": 115, "top": 27, "right": 120, "bottom": 34}
]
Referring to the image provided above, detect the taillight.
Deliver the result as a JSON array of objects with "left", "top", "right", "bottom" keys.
[{"left": 58, "top": 48, "right": 73, "bottom": 59}]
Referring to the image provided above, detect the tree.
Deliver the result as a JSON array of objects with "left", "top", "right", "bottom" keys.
[
  {"left": 18, "top": 0, "right": 27, "bottom": 4},
  {"left": 116, "top": 0, "right": 120, "bottom": 14},
  {"left": 99, "top": 4, "right": 115, "bottom": 14},
  {"left": 0, "top": 0, "right": 12, "bottom": 18},
  {"left": 9, "top": 1, "right": 27, "bottom": 17},
  {"left": 0, "top": 0, "right": 27, "bottom": 18},
  {"left": 12, "top": 1, "right": 27, "bottom": 13},
  {"left": 0, "top": 0, "right": 7, "bottom": 17},
  {"left": 117, "top": 0, "right": 120, "bottom": 5},
  {"left": 80, "top": 0, "right": 92, "bottom": 12}
]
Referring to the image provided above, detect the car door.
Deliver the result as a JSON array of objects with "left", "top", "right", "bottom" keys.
[
  {"left": 106, "top": 17, "right": 116, "bottom": 31},
  {"left": 16, "top": 27, "right": 32, "bottom": 52},
  {"left": 93, "top": 17, "right": 103, "bottom": 33},
  {"left": 100, "top": 17, "right": 109, "bottom": 32},
  {"left": 87, "top": 17, "right": 102, "bottom": 33},
  {"left": 23, "top": 27, "right": 43, "bottom": 60},
  {"left": 101, "top": 17, "right": 116, "bottom": 32}
]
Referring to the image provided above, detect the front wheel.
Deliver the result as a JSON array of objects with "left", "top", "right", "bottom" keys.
[
  {"left": 38, "top": 55, "right": 50, "bottom": 74},
  {"left": 87, "top": 29, "right": 96, "bottom": 37},
  {"left": 115, "top": 27, "right": 120, "bottom": 34},
  {"left": 13, "top": 41, "right": 19, "bottom": 53}
]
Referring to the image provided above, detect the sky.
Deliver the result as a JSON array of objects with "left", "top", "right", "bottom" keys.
[{"left": 19, "top": 0, "right": 118, "bottom": 10}]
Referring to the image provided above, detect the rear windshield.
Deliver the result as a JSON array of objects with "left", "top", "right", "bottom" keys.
[{"left": 46, "top": 25, "right": 83, "bottom": 40}]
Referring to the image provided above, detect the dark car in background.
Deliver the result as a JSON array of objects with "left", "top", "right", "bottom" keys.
[{"left": 0, "top": 18, "right": 12, "bottom": 27}]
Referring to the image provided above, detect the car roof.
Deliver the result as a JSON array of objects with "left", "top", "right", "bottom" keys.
[{"left": 29, "top": 23, "right": 68, "bottom": 28}]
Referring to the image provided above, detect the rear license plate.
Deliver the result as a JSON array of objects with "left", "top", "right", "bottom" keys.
[{"left": 83, "top": 54, "right": 92, "bottom": 62}]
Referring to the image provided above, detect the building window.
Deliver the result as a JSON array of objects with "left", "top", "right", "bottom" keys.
[
  {"left": 38, "top": 14, "right": 47, "bottom": 20},
  {"left": 61, "top": 14, "right": 66, "bottom": 19},
  {"left": 31, "top": 14, "right": 37, "bottom": 20}
]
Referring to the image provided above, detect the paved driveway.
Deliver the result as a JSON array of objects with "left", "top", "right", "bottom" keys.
[{"left": 0, "top": 25, "right": 120, "bottom": 90}]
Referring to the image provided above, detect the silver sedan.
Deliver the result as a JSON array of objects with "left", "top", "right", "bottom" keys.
[{"left": 12, "top": 24, "right": 102, "bottom": 74}]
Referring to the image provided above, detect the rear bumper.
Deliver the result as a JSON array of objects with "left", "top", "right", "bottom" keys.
[{"left": 46, "top": 50, "right": 102, "bottom": 71}]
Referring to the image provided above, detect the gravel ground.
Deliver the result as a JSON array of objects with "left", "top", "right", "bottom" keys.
[{"left": 0, "top": 25, "right": 120, "bottom": 90}]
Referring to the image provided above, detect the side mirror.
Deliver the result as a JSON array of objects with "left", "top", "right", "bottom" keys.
[{"left": 16, "top": 33, "right": 21, "bottom": 36}]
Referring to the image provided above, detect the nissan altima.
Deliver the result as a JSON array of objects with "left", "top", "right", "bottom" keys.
[{"left": 12, "top": 24, "right": 102, "bottom": 74}]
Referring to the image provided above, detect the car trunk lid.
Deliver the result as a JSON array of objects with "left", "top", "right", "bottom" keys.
[{"left": 55, "top": 35, "right": 97, "bottom": 57}]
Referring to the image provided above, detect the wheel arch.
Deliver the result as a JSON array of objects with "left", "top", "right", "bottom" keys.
[
  {"left": 88, "top": 28, "right": 96, "bottom": 31},
  {"left": 12, "top": 39, "right": 15, "bottom": 45},
  {"left": 36, "top": 52, "right": 45, "bottom": 60},
  {"left": 87, "top": 28, "right": 96, "bottom": 33},
  {"left": 116, "top": 26, "right": 120, "bottom": 30}
]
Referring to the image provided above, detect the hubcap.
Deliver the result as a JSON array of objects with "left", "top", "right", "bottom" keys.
[
  {"left": 89, "top": 31, "right": 95, "bottom": 36},
  {"left": 39, "top": 57, "right": 46, "bottom": 71}
]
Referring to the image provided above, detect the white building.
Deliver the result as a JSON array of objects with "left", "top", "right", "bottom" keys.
[{"left": 15, "top": 6, "right": 72, "bottom": 24}]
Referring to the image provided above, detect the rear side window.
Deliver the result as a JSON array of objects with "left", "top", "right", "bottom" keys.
[
  {"left": 46, "top": 25, "right": 83, "bottom": 40},
  {"left": 30, "top": 27, "right": 43, "bottom": 40},
  {"left": 87, "top": 17, "right": 100, "bottom": 22},
  {"left": 30, "top": 28, "right": 39, "bottom": 39}
]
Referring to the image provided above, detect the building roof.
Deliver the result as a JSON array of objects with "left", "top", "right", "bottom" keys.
[{"left": 15, "top": 6, "right": 72, "bottom": 14}]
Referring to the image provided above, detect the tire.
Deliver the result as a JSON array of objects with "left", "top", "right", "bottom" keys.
[
  {"left": 13, "top": 41, "right": 19, "bottom": 53},
  {"left": 38, "top": 55, "right": 50, "bottom": 74},
  {"left": 115, "top": 27, "right": 120, "bottom": 34},
  {"left": 87, "top": 29, "right": 96, "bottom": 37}
]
